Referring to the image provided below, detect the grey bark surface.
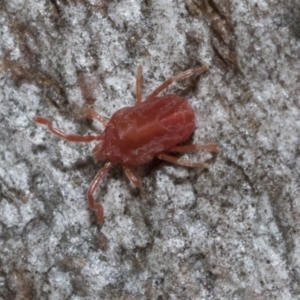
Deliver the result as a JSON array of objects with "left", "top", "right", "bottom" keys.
[{"left": 0, "top": 0, "right": 299, "bottom": 299}]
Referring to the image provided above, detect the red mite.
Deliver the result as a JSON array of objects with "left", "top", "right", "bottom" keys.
[{"left": 33, "top": 65, "right": 218, "bottom": 223}]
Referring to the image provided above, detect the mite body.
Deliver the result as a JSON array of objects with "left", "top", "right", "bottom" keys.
[
  {"left": 94, "top": 94, "right": 195, "bottom": 165},
  {"left": 33, "top": 65, "right": 218, "bottom": 223}
]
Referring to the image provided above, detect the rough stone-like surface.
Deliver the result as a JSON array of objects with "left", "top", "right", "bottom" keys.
[{"left": 0, "top": 0, "right": 300, "bottom": 299}]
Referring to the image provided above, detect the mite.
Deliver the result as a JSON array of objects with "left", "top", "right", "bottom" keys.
[{"left": 33, "top": 65, "right": 218, "bottom": 223}]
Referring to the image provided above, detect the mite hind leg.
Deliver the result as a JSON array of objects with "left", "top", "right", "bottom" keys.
[
  {"left": 158, "top": 142, "right": 218, "bottom": 168},
  {"left": 169, "top": 143, "right": 219, "bottom": 154},
  {"left": 157, "top": 153, "right": 209, "bottom": 169},
  {"left": 147, "top": 65, "right": 209, "bottom": 100}
]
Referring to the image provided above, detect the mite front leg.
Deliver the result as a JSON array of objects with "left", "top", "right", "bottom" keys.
[
  {"left": 84, "top": 108, "right": 108, "bottom": 126},
  {"left": 147, "top": 65, "right": 209, "bottom": 100},
  {"left": 33, "top": 116, "right": 103, "bottom": 142},
  {"left": 87, "top": 161, "right": 113, "bottom": 223}
]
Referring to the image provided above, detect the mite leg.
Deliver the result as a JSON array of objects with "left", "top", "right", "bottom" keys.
[
  {"left": 87, "top": 161, "right": 113, "bottom": 223},
  {"left": 147, "top": 65, "right": 209, "bottom": 100},
  {"left": 169, "top": 143, "right": 219, "bottom": 154},
  {"left": 136, "top": 65, "right": 143, "bottom": 105},
  {"left": 158, "top": 153, "right": 209, "bottom": 168},
  {"left": 84, "top": 108, "right": 108, "bottom": 126},
  {"left": 123, "top": 165, "right": 142, "bottom": 187},
  {"left": 33, "top": 116, "right": 103, "bottom": 142}
]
